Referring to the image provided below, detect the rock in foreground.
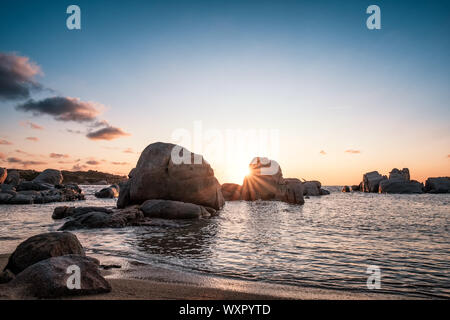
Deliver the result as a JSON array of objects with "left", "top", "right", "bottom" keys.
[
  {"left": 32, "top": 169, "right": 63, "bottom": 185},
  {"left": 118, "top": 142, "right": 224, "bottom": 210},
  {"left": 4, "top": 232, "right": 85, "bottom": 275},
  {"left": 8, "top": 255, "right": 111, "bottom": 298}
]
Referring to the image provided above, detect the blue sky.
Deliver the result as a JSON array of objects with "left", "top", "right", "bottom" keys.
[{"left": 0, "top": 0, "right": 449, "bottom": 184}]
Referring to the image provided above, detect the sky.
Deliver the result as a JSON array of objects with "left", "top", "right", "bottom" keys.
[{"left": 0, "top": 0, "right": 449, "bottom": 185}]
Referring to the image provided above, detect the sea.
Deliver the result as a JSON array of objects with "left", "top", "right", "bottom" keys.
[{"left": 0, "top": 185, "right": 449, "bottom": 298}]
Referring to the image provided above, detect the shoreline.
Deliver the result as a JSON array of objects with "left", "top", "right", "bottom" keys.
[{"left": 0, "top": 253, "right": 405, "bottom": 300}]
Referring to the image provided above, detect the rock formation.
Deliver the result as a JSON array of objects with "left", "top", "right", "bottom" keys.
[
  {"left": 117, "top": 142, "right": 224, "bottom": 210},
  {"left": 95, "top": 184, "right": 119, "bottom": 198},
  {"left": 361, "top": 171, "right": 387, "bottom": 193},
  {"left": 0, "top": 168, "right": 6, "bottom": 184},
  {"left": 424, "top": 177, "right": 450, "bottom": 193},
  {"left": 0, "top": 169, "right": 85, "bottom": 204},
  {"left": 342, "top": 186, "right": 350, "bottom": 192},
  {"left": 222, "top": 157, "right": 305, "bottom": 204}
]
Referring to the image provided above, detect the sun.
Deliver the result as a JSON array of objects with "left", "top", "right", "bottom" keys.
[{"left": 225, "top": 162, "right": 251, "bottom": 184}]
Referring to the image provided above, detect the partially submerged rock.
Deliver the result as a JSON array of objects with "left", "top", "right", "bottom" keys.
[
  {"left": 118, "top": 142, "right": 224, "bottom": 210},
  {"left": 53, "top": 206, "right": 113, "bottom": 219},
  {"left": 140, "top": 199, "right": 215, "bottom": 219},
  {"left": 59, "top": 206, "right": 144, "bottom": 230},
  {"left": 379, "top": 179, "right": 423, "bottom": 194},
  {"left": 342, "top": 186, "right": 350, "bottom": 193},
  {"left": 8, "top": 255, "right": 111, "bottom": 298},
  {"left": 4, "top": 232, "right": 85, "bottom": 275},
  {"left": 95, "top": 184, "right": 119, "bottom": 198},
  {"left": 351, "top": 184, "right": 360, "bottom": 191},
  {"left": 424, "top": 177, "right": 450, "bottom": 193}
]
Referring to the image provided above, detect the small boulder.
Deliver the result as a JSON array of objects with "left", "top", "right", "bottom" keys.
[
  {"left": 8, "top": 255, "right": 111, "bottom": 298},
  {"left": 424, "top": 177, "right": 450, "bottom": 193},
  {"left": 59, "top": 206, "right": 143, "bottom": 230},
  {"left": 302, "top": 181, "right": 322, "bottom": 196},
  {"left": 53, "top": 206, "right": 113, "bottom": 219},
  {"left": 342, "top": 186, "right": 350, "bottom": 193},
  {"left": 4, "top": 232, "right": 85, "bottom": 274},
  {"left": 351, "top": 184, "right": 360, "bottom": 191},
  {"left": 94, "top": 184, "right": 119, "bottom": 198},
  {"left": 32, "top": 169, "right": 63, "bottom": 185}
]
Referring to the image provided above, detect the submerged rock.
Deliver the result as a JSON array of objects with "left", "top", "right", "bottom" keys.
[
  {"left": 0, "top": 183, "right": 84, "bottom": 205},
  {"left": 94, "top": 184, "right": 119, "bottom": 198},
  {"left": 4, "top": 232, "right": 85, "bottom": 275},
  {"left": 53, "top": 206, "right": 113, "bottom": 219},
  {"left": 424, "top": 177, "right": 450, "bottom": 193},
  {"left": 140, "top": 199, "right": 214, "bottom": 219},
  {"left": 8, "top": 255, "right": 111, "bottom": 298},
  {"left": 59, "top": 206, "right": 144, "bottom": 230},
  {"left": 117, "top": 142, "right": 224, "bottom": 210}
]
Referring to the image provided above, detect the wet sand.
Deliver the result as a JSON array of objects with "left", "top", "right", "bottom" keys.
[{"left": 0, "top": 254, "right": 403, "bottom": 300}]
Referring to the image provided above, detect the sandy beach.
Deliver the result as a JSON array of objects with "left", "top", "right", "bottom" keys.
[{"left": 0, "top": 253, "right": 404, "bottom": 300}]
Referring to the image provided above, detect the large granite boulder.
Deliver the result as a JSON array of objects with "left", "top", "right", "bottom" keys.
[
  {"left": 32, "top": 169, "right": 63, "bottom": 185},
  {"left": 0, "top": 168, "right": 6, "bottom": 184},
  {"left": 117, "top": 142, "right": 224, "bottom": 210},
  {"left": 361, "top": 171, "right": 387, "bottom": 193},
  {"left": 240, "top": 157, "right": 305, "bottom": 204},
  {"left": 221, "top": 183, "right": 242, "bottom": 201},
  {"left": 8, "top": 255, "right": 111, "bottom": 298},
  {"left": 4, "top": 232, "right": 85, "bottom": 275},
  {"left": 95, "top": 184, "right": 119, "bottom": 198},
  {"left": 379, "top": 179, "right": 423, "bottom": 194},
  {"left": 424, "top": 177, "right": 450, "bottom": 193},
  {"left": 140, "top": 199, "right": 215, "bottom": 219}
]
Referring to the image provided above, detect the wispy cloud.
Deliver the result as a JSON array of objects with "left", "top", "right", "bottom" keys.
[
  {"left": 87, "top": 126, "right": 131, "bottom": 141},
  {"left": 20, "top": 120, "right": 44, "bottom": 130},
  {"left": 6, "top": 157, "right": 46, "bottom": 167},
  {"left": 345, "top": 149, "right": 361, "bottom": 154},
  {"left": 72, "top": 164, "right": 88, "bottom": 171},
  {"left": 0, "top": 52, "right": 42, "bottom": 100},
  {"left": 123, "top": 148, "right": 134, "bottom": 153},
  {"left": 25, "top": 136, "right": 39, "bottom": 142},
  {"left": 111, "top": 161, "right": 130, "bottom": 165},
  {"left": 0, "top": 139, "right": 12, "bottom": 145},
  {"left": 0, "top": 152, "right": 5, "bottom": 160},
  {"left": 319, "top": 150, "right": 326, "bottom": 155},
  {"left": 86, "top": 160, "right": 101, "bottom": 165},
  {"left": 49, "top": 153, "right": 69, "bottom": 159}
]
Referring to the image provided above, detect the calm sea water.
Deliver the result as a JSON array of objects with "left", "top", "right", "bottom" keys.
[{"left": 0, "top": 185, "right": 449, "bottom": 298}]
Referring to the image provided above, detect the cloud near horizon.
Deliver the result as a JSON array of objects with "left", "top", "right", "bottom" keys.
[
  {"left": 0, "top": 52, "right": 42, "bottom": 100},
  {"left": 20, "top": 120, "right": 44, "bottom": 130},
  {"left": 25, "top": 136, "right": 39, "bottom": 142},
  {"left": 49, "top": 153, "right": 69, "bottom": 159},
  {"left": 16, "top": 96, "right": 102, "bottom": 123},
  {"left": 87, "top": 126, "right": 131, "bottom": 141},
  {"left": 345, "top": 149, "right": 361, "bottom": 154},
  {"left": 0, "top": 139, "right": 12, "bottom": 145},
  {"left": 6, "top": 157, "right": 46, "bottom": 167},
  {"left": 319, "top": 150, "right": 326, "bottom": 155},
  {"left": 86, "top": 160, "right": 101, "bottom": 165}
]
